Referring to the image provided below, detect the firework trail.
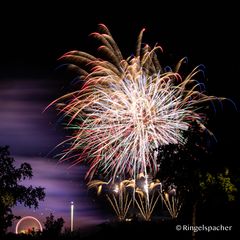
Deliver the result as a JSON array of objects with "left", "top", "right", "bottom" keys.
[
  {"left": 49, "top": 24, "right": 222, "bottom": 181},
  {"left": 132, "top": 174, "right": 161, "bottom": 221},
  {"left": 88, "top": 175, "right": 178, "bottom": 221},
  {"left": 160, "top": 185, "right": 182, "bottom": 219},
  {"left": 88, "top": 179, "right": 133, "bottom": 221}
]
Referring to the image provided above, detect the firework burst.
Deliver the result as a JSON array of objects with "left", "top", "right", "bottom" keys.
[{"left": 49, "top": 24, "right": 222, "bottom": 181}]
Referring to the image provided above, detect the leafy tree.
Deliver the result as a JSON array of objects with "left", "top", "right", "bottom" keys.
[
  {"left": 157, "top": 124, "right": 238, "bottom": 239},
  {"left": 43, "top": 213, "right": 65, "bottom": 237},
  {"left": 0, "top": 146, "right": 45, "bottom": 235}
]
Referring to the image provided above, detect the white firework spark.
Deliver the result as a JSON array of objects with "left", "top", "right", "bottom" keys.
[{"left": 49, "top": 24, "right": 221, "bottom": 181}]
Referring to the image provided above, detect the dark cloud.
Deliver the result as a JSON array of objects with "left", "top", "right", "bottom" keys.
[{"left": 0, "top": 78, "right": 63, "bottom": 156}]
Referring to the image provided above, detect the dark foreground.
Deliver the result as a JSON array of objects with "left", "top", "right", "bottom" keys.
[{"left": 3, "top": 220, "right": 238, "bottom": 240}]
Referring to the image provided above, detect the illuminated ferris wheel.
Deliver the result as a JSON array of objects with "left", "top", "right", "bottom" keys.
[{"left": 15, "top": 216, "right": 43, "bottom": 234}]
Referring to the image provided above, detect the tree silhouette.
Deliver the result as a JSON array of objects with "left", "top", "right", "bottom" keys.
[
  {"left": 0, "top": 146, "right": 45, "bottom": 235},
  {"left": 157, "top": 124, "right": 238, "bottom": 240},
  {"left": 43, "top": 213, "right": 65, "bottom": 237}
]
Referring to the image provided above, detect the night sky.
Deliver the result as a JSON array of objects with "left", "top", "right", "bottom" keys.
[{"left": 1, "top": 1, "right": 240, "bottom": 232}]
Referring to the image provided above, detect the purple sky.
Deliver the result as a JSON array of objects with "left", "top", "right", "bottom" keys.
[
  {"left": 0, "top": 78, "right": 60, "bottom": 156},
  {"left": 0, "top": 78, "right": 109, "bottom": 232}
]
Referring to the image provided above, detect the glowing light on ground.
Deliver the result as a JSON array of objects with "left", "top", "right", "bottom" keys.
[{"left": 70, "top": 201, "right": 74, "bottom": 232}]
